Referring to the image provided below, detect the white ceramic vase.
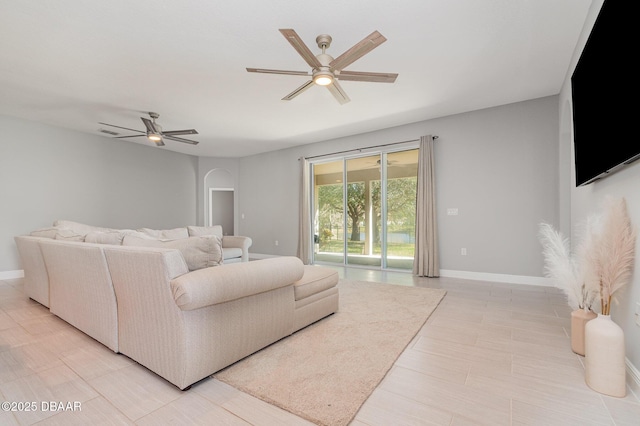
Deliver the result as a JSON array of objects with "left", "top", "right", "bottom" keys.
[
  {"left": 584, "top": 314, "right": 626, "bottom": 397},
  {"left": 571, "top": 309, "right": 597, "bottom": 356}
]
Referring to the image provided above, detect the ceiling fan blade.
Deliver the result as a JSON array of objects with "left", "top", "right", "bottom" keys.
[
  {"left": 115, "top": 133, "right": 164, "bottom": 147},
  {"left": 113, "top": 134, "right": 146, "bottom": 139},
  {"left": 141, "top": 117, "right": 160, "bottom": 133},
  {"left": 336, "top": 70, "right": 398, "bottom": 83},
  {"left": 279, "top": 29, "right": 322, "bottom": 69},
  {"left": 162, "top": 129, "right": 198, "bottom": 136},
  {"left": 163, "top": 135, "right": 199, "bottom": 145},
  {"left": 246, "top": 67, "right": 310, "bottom": 76},
  {"left": 98, "top": 122, "right": 145, "bottom": 134},
  {"left": 329, "top": 31, "right": 387, "bottom": 71},
  {"left": 282, "top": 80, "right": 315, "bottom": 101},
  {"left": 326, "top": 80, "right": 350, "bottom": 105}
]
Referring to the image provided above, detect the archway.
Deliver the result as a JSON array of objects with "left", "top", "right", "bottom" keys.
[{"left": 203, "top": 168, "right": 235, "bottom": 234}]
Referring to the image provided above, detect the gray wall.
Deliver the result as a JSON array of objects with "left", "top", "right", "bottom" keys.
[
  {"left": 0, "top": 115, "right": 198, "bottom": 272},
  {"left": 238, "top": 95, "right": 560, "bottom": 277},
  {"left": 560, "top": 0, "right": 640, "bottom": 379}
]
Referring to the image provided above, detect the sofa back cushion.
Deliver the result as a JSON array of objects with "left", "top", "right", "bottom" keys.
[
  {"left": 29, "top": 227, "right": 58, "bottom": 239},
  {"left": 54, "top": 228, "right": 86, "bottom": 241},
  {"left": 136, "top": 227, "right": 189, "bottom": 240},
  {"left": 187, "top": 225, "right": 223, "bottom": 238},
  {"left": 85, "top": 230, "right": 134, "bottom": 245},
  {"left": 123, "top": 235, "right": 223, "bottom": 271},
  {"left": 53, "top": 220, "right": 112, "bottom": 235}
]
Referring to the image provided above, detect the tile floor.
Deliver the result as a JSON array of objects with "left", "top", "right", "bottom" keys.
[{"left": 1, "top": 267, "right": 639, "bottom": 425}]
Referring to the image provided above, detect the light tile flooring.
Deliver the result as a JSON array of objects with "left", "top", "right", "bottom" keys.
[{"left": 1, "top": 267, "right": 639, "bottom": 425}]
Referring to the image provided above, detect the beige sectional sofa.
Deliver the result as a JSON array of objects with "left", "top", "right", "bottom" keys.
[
  {"left": 16, "top": 220, "right": 252, "bottom": 307},
  {"left": 14, "top": 221, "right": 339, "bottom": 390}
]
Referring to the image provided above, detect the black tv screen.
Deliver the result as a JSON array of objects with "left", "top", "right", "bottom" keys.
[{"left": 571, "top": 0, "right": 639, "bottom": 186}]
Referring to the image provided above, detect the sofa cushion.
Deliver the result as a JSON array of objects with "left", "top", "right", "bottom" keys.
[
  {"left": 293, "top": 266, "right": 339, "bottom": 301},
  {"left": 53, "top": 220, "right": 112, "bottom": 235},
  {"left": 85, "top": 230, "right": 132, "bottom": 245},
  {"left": 54, "top": 228, "right": 86, "bottom": 242},
  {"left": 30, "top": 227, "right": 58, "bottom": 239},
  {"left": 123, "top": 234, "right": 223, "bottom": 271},
  {"left": 223, "top": 247, "right": 243, "bottom": 260},
  {"left": 187, "top": 225, "right": 223, "bottom": 238},
  {"left": 137, "top": 227, "right": 189, "bottom": 240}
]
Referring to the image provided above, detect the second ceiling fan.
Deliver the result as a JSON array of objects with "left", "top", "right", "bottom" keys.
[
  {"left": 99, "top": 112, "right": 199, "bottom": 146},
  {"left": 247, "top": 29, "right": 398, "bottom": 104}
]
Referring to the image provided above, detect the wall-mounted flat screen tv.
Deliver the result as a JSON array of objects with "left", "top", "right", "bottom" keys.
[{"left": 571, "top": 0, "right": 639, "bottom": 186}]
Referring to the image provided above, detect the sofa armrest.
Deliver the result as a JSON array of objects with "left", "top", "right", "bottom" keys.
[
  {"left": 222, "top": 235, "right": 252, "bottom": 261},
  {"left": 170, "top": 256, "right": 303, "bottom": 311}
]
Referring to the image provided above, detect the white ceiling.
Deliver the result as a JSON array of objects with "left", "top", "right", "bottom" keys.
[{"left": 0, "top": 0, "right": 591, "bottom": 158}]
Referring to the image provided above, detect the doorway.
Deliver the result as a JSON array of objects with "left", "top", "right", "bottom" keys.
[{"left": 209, "top": 188, "right": 234, "bottom": 235}]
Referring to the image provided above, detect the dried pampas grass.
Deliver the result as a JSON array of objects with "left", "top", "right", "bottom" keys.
[
  {"left": 539, "top": 221, "right": 599, "bottom": 311},
  {"left": 540, "top": 197, "right": 637, "bottom": 315},
  {"left": 574, "top": 214, "right": 603, "bottom": 311},
  {"left": 539, "top": 223, "right": 580, "bottom": 309},
  {"left": 593, "top": 197, "right": 636, "bottom": 315}
]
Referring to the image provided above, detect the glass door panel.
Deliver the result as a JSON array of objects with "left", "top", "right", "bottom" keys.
[
  {"left": 313, "top": 160, "right": 344, "bottom": 264},
  {"left": 385, "top": 149, "right": 419, "bottom": 270},
  {"left": 346, "top": 155, "right": 381, "bottom": 267}
]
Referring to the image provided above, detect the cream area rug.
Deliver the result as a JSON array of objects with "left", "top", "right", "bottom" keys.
[{"left": 214, "top": 279, "right": 446, "bottom": 426}]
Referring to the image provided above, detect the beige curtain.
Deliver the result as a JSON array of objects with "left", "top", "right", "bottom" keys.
[
  {"left": 296, "top": 157, "right": 312, "bottom": 264},
  {"left": 413, "top": 135, "right": 439, "bottom": 277}
]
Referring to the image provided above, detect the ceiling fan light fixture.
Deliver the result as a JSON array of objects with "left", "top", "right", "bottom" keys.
[
  {"left": 147, "top": 132, "right": 162, "bottom": 142},
  {"left": 313, "top": 71, "right": 333, "bottom": 86}
]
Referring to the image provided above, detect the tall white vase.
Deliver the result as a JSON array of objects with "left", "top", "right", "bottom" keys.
[{"left": 584, "top": 314, "right": 626, "bottom": 397}]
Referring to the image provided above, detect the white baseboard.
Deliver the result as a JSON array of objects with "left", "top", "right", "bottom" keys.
[
  {"left": 439, "top": 269, "right": 552, "bottom": 286},
  {"left": 250, "top": 256, "right": 551, "bottom": 287},
  {"left": 0, "top": 270, "right": 24, "bottom": 280},
  {"left": 627, "top": 358, "right": 640, "bottom": 398}
]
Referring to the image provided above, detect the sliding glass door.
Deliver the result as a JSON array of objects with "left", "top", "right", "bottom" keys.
[
  {"left": 346, "top": 155, "right": 381, "bottom": 267},
  {"left": 312, "top": 147, "right": 419, "bottom": 270},
  {"left": 313, "top": 160, "right": 344, "bottom": 264},
  {"left": 385, "top": 149, "right": 419, "bottom": 269}
]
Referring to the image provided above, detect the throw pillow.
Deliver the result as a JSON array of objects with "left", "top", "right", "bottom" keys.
[
  {"left": 30, "top": 227, "right": 58, "bottom": 239},
  {"left": 53, "top": 220, "right": 111, "bottom": 235},
  {"left": 187, "top": 225, "right": 223, "bottom": 238},
  {"left": 136, "top": 227, "right": 189, "bottom": 240},
  {"left": 85, "top": 230, "right": 131, "bottom": 245},
  {"left": 122, "top": 235, "right": 223, "bottom": 271},
  {"left": 54, "top": 228, "right": 85, "bottom": 241}
]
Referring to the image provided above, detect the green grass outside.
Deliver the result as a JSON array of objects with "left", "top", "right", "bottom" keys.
[{"left": 319, "top": 240, "right": 414, "bottom": 257}]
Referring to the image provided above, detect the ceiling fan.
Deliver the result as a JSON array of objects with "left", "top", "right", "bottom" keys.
[
  {"left": 98, "top": 112, "right": 199, "bottom": 146},
  {"left": 247, "top": 29, "right": 398, "bottom": 104}
]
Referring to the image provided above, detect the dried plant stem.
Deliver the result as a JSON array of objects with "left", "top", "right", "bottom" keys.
[{"left": 602, "top": 295, "right": 612, "bottom": 315}]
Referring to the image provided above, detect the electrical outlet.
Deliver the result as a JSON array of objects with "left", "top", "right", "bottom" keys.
[
  {"left": 275, "top": 240, "right": 279, "bottom": 246},
  {"left": 447, "top": 208, "right": 459, "bottom": 216},
  {"left": 461, "top": 248, "right": 467, "bottom": 256}
]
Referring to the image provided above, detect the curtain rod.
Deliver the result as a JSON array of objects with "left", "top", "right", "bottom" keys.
[{"left": 301, "top": 135, "right": 438, "bottom": 161}]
